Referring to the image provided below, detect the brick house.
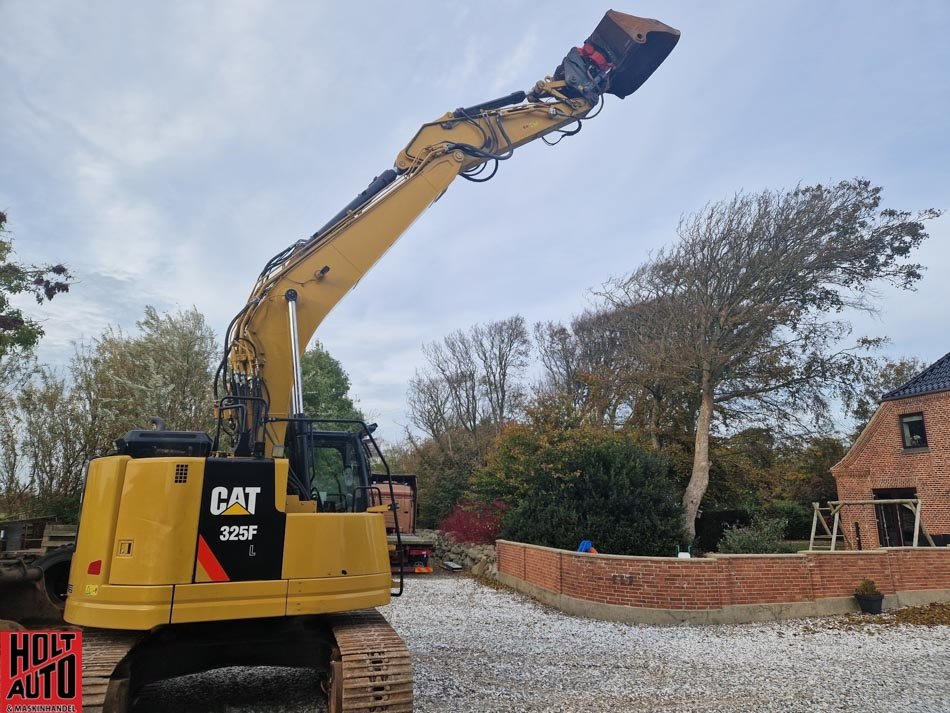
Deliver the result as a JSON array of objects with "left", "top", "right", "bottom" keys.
[{"left": 832, "top": 352, "right": 950, "bottom": 548}]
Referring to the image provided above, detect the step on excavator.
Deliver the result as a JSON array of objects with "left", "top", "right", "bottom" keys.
[{"left": 0, "top": 10, "right": 679, "bottom": 712}]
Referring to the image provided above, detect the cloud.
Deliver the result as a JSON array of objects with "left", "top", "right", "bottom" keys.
[
  {"left": 1, "top": 0, "right": 948, "bottom": 442},
  {"left": 491, "top": 30, "right": 540, "bottom": 93}
]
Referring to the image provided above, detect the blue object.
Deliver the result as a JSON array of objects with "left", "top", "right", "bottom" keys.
[{"left": 577, "top": 540, "right": 595, "bottom": 553}]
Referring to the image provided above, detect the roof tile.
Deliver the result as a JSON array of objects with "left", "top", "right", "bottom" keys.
[{"left": 881, "top": 351, "right": 950, "bottom": 401}]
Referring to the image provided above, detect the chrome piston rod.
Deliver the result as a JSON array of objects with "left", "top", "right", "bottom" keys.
[{"left": 286, "top": 289, "right": 305, "bottom": 417}]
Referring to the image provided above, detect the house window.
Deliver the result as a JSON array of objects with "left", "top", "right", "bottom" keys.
[{"left": 900, "top": 413, "right": 927, "bottom": 449}]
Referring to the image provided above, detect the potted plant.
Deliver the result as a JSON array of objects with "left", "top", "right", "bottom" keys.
[{"left": 854, "top": 579, "right": 884, "bottom": 614}]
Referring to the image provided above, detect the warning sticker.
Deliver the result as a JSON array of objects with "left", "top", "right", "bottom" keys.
[{"left": 0, "top": 630, "right": 81, "bottom": 712}]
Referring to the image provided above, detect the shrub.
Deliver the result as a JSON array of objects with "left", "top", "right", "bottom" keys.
[
  {"left": 494, "top": 427, "right": 683, "bottom": 556},
  {"left": 694, "top": 509, "right": 751, "bottom": 552},
  {"left": 440, "top": 500, "right": 505, "bottom": 544},
  {"left": 855, "top": 578, "right": 881, "bottom": 596},
  {"left": 765, "top": 500, "right": 812, "bottom": 540},
  {"left": 716, "top": 516, "right": 792, "bottom": 554}
]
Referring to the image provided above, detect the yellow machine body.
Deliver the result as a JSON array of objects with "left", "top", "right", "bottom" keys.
[{"left": 65, "top": 455, "right": 391, "bottom": 630}]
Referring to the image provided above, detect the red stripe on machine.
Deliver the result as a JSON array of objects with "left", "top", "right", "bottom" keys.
[{"left": 197, "top": 534, "right": 230, "bottom": 582}]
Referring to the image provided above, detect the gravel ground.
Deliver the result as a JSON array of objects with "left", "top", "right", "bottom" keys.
[{"left": 135, "top": 574, "right": 950, "bottom": 712}]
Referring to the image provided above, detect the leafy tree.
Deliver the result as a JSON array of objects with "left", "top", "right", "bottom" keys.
[
  {"left": 604, "top": 179, "right": 938, "bottom": 540},
  {"left": 845, "top": 355, "right": 926, "bottom": 438},
  {"left": 5, "top": 307, "right": 218, "bottom": 519},
  {"left": 16, "top": 370, "right": 88, "bottom": 521},
  {"left": 703, "top": 428, "right": 778, "bottom": 514},
  {"left": 0, "top": 211, "right": 72, "bottom": 517},
  {"left": 692, "top": 430, "right": 845, "bottom": 547},
  {"left": 299, "top": 341, "right": 364, "bottom": 422},
  {"left": 778, "top": 435, "right": 846, "bottom": 505},
  {"left": 0, "top": 211, "right": 73, "bottom": 358},
  {"left": 71, "top": 306, "right": 219, "bottom": 452},
  {"left": 0, "top": 210, "right": 71, "bottom": 436},
  {"left": 0, "top": 403, "right": 29, "bottom": 516}
]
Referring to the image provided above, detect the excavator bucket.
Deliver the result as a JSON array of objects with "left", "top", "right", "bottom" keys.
[{"left": 589, "top": 10, "right": 680, "bottom": 99}]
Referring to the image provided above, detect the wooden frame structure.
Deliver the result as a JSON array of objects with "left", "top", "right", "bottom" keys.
[{"left": 809, "top": 499, "right": 936, "bottom": 551}]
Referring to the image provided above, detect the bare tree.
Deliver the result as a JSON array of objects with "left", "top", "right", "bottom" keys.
[
  {"left": 409, "top": 314, "right": 531, "bottom": 469},
  {"left": 573, "top": 309, "right": 639, "bottom": 426},
  {"left": 605, "top": 179, "right": 938, "bottom": 540},
  {"left": 407, "top": 368, "right": 453, "bottom": 446},
  {"left": 536, "top": 314, "right": 629, "bottom": 425},
  {"left": 534, "top": 321, "right": 581, "bottom": 408},
  {"left": 471, "top": 316, "right": 530, "bottom": 431},
  {"left": 423, "top": 333, "right": 481, "bottom": 437},
  {"left": 535, "top": 309, "right": 666, "bottom": 432}
]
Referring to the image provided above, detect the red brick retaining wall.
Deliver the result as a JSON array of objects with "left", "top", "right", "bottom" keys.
[{"left": 497, "top": 540, "right": 950, "bottom": 613}]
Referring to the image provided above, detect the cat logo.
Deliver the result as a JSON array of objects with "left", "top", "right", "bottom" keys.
[{"left": 210, "top": 486, "right": 261, "bottom": 516}]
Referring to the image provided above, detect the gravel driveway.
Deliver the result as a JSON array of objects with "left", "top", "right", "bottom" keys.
[{"left": 135, "top": 574, "right": 950, "bottom": 712}]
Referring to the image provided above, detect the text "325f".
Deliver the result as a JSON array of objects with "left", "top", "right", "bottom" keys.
[{"left": 220, "top": 525, "right": 258, "bottom": 541}]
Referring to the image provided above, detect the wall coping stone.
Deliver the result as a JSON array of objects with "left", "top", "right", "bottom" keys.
[
  {"left": 498, "top": 540, "right": 936, "bottom": 560},
  {"left": 496, "top": 539, "right": 719, "bottom": 563}
]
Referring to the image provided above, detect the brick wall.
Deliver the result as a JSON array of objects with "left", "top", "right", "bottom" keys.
[
  {"left": 497, "top": 540, "right": 950, "bottom": 611},
  {"left": 832, "top": 391, "right": 950, "bottom": 547}
]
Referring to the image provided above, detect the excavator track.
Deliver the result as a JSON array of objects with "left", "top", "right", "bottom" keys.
[
  {"left": 328, "top": 610, "right": 413, "bottom": 713},
  {"left": 80, "top": 629, "right": 142, "bottom": 713}
]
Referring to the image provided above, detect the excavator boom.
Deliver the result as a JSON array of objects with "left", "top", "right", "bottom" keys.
[{"left": 219, "top": 11, "right": 679, "bottom": 456}]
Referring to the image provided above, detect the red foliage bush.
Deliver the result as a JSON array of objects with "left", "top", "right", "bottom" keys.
[{"left": 439, "top": 501, "right": 506, "bottom": 544}]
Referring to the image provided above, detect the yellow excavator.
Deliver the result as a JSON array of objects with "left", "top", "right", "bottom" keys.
[{"left": 3, "top": 10, "right": 678, "bottom": 712}]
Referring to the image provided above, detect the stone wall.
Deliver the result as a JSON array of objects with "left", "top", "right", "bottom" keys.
[
  {"left": 418, "top": 530, "right": 497, "bottom": 577},
  {"left": 497, "top": 539, "right": 950, "bottom": 625}
]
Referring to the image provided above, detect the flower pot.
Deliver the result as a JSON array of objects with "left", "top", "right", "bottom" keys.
[{"left": 854, "top": 593, "right": 884, "bottom": 615}]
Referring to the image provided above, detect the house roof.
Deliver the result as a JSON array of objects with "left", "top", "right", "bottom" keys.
[{"left": 881, "top": 351, "right": 950, "bottom": 401}]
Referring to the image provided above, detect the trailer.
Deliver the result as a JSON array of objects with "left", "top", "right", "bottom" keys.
[{"left": 370, "top": 474, "right": 435, "bottom": 574}]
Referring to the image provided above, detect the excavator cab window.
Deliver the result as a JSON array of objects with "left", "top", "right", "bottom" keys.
[{"left": 284, "top": 425, "right": 371, "bottom": 513}]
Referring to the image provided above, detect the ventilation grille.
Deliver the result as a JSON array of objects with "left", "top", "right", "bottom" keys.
[{"left": 174, "top": 464, "right": 189, "bottom": 484}]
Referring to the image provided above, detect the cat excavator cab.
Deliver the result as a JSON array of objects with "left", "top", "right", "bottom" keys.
[{"left": 3, "top": 10, "right": 679, "bottom": 712}]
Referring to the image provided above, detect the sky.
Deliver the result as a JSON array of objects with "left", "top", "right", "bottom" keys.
[{"left": 1, "top": 1, "right": 948, "bottom": 440}]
